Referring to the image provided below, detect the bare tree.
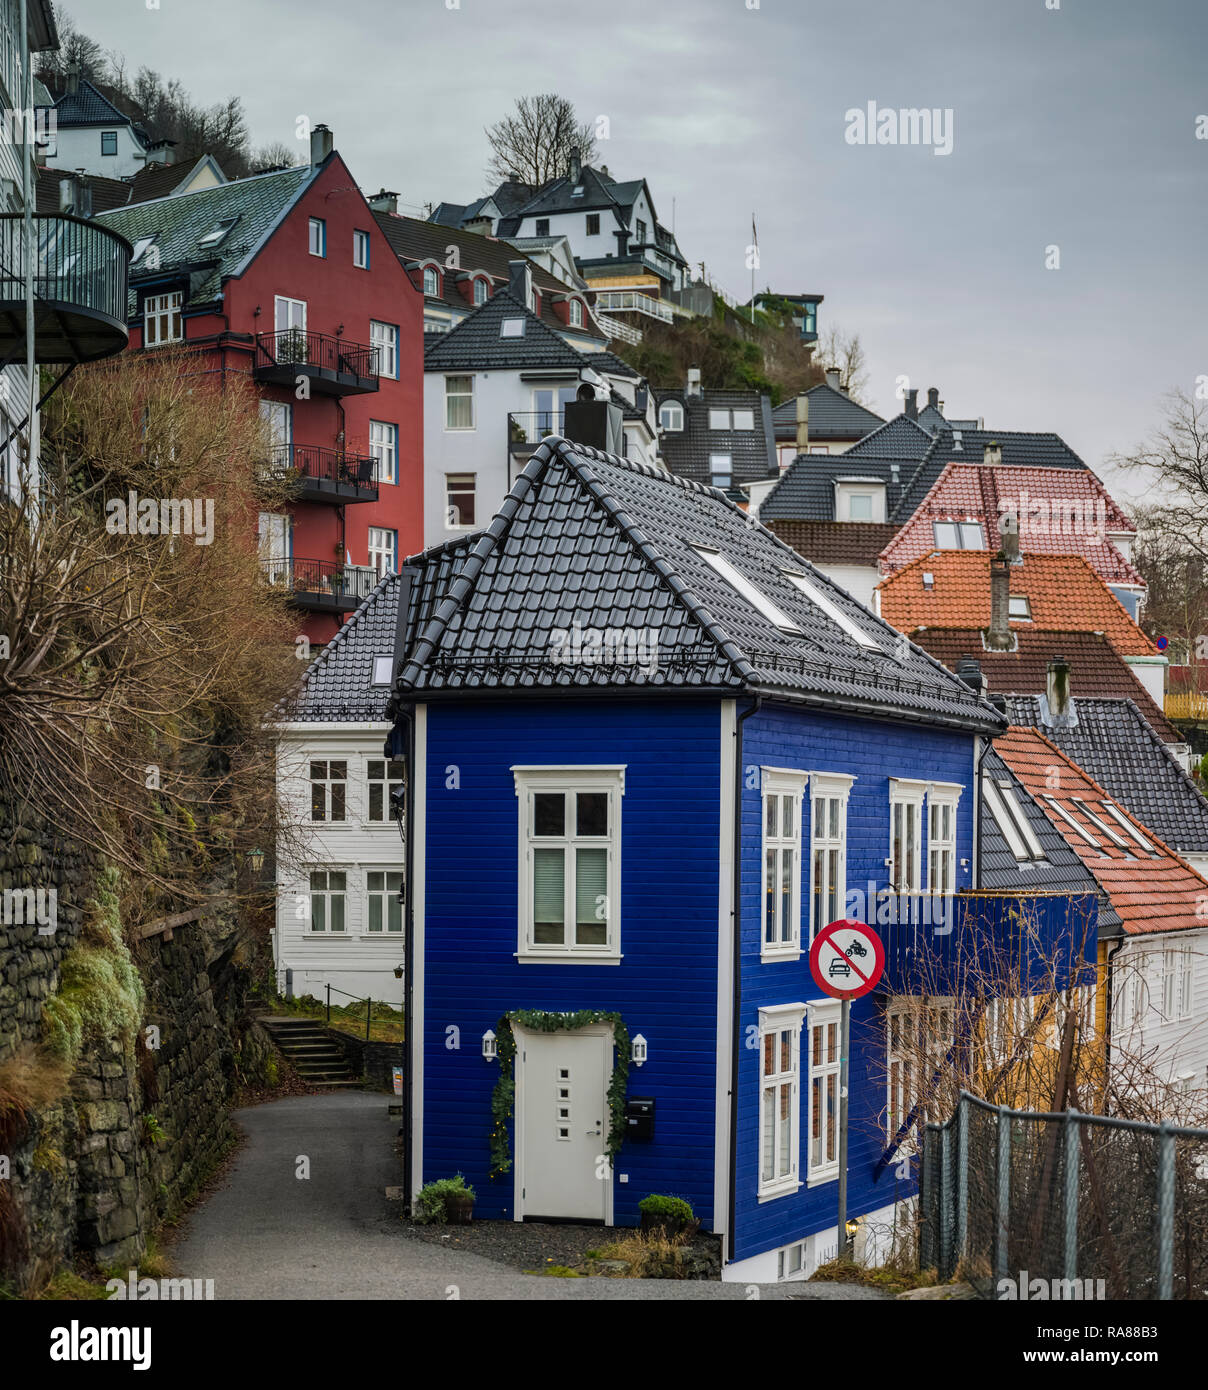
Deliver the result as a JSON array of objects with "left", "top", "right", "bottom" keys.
[
  {"left": 248, "top": 140, "right": 302, "bottom": 173},
  {"left": 815, "top": 324, "right": 872, "bottom": 405},
  {"left": 484, "top": 94, "right": 598, "bottom": 189},
  {"left": 1110, "top": 389, "right": 1208, "bottom": 553}
]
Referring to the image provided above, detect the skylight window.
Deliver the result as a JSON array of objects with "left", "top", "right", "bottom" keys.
[
  {"left": 1009, "top": 596, "right": 1032, "bottom": 620},
  {"left": 985, "top": 780, "right": 1046, "bottom": 862},
  {"left": 131, "top": 235, "right": 158, "bottom": 264},
  {"left": 372, "top": 656, "right": 394, "bottom": 686},
  {"left": 1042, "top": 795, "right": 1102, "bottom": 850},
  {"left": 692, "top": 547, "right": 800, "bottom": 632},
  {"left": 1071, "top": 798, "right": 1133, "bottom": 854},
  {"left": 1098, "top": 801, "right": 1156, "bottom": 855},
  {"left": 500, "top": 318, "right": 526, "bottom": 338},
  {"left": 933, "top": 521, "right": 984, "bottom": 550},
  {"left": 197, "top": 216, "right": 238, "bottom": 249},
  {"left": 571, "top": 184, "right": 585, "bottom": 197},
  {"left": 782, "top": 571, "right": 879, "bottom": 650}
]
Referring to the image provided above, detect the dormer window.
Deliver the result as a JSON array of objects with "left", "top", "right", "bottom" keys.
[
  {"left": 423, "top": 265, "right": 440, "bottom": 296},
  {"left": 659, "top": 401, "right": 683, "bottom": 432},
  {"left": 473, "top": 277, "right": 488, "bottom": 306},
  {"left": 144, "top": 290, "right": 182, "bottom": 347},
  {"left": 835, "top": 480, "right": 886, "bottom": 524},
  {"left": 569, "top": 298, "right": 583, "bottom": 327}
]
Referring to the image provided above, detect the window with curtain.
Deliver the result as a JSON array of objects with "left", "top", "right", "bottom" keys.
[
  {"left": 514, "top": 768, "right": 624, "bottom": 958},
  {"left": 759, "top": 1005, "right": 805, "bottom": 1198},
  {"left": 761, "top": 769, "right": 806, "bottom": 958}
]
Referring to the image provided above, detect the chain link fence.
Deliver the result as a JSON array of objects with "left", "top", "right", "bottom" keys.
[{"left": 921, "top": 1091, "right": 1208, "bottom": 1299}]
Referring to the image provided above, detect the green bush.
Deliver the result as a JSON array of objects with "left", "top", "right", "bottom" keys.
[
  {"left": 413, "top": 1174, "right": 475, "bottom": 1225},
  {"left": 638, "top": 1194, "right": 694, "bottom": 1227}
]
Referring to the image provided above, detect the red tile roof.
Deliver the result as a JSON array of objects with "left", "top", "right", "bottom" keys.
[
  {"left": 879, "top": 463, "right": 1141, "bottom": 585},
  {"left": 765, "top": 518, "right": 899, "bottom": 568},
  {"left": 994, "top": 727, "right": 1208, "bottom": 936},
  {"left": 911, "top": 628, "right": 1180, "bottom": 741},
  {"left": 877, "top": 551, "right": 1157, "bottom": 659}
]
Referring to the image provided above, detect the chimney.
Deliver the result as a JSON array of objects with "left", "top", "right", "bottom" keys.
[
  {"left": 795, "top": 394, "right": 809, "bottom": 452},
  {"left": 825, "top": 366, "right": 842, "bottom": 392},
  {"left": 685, "top": 367, "right": 702, "bottom": 398},
  {"left": 507, "top": 170, "right": 521, "bottom": 183},
  {"left": 1000, "top": 511, "right": 1020, "bottom": 564},
  {"left": 65, "top": 61, "right": 80, "bottom": 96},
  {"left": 927, "top": 386, "right": 941, "bottom": 411},
  {"left": 600, "top": 164, "right": 610, "bottom": 179},
  {"left": 983, "top": 439, "right": 1003, "bottom": 467},
  {"left": 309, "top": 123, "right": 334, "bottom": 165},
  {"left": 463, "top": 214, "right": 493, "bottom": 237},
  {"left": 507, "top": 258, "right": 533, "bottom": 309},
  {"left": 59, "top": 172, "right": 90, "bottom": 217},
  {"left": 987, "top": 556, "right": 1012, "bottom": 650},
  {"left": 1047, "top": 655, "right": 1072, "bottom": 719},
  {"left": 904, "top": 388, "right": 919, "bottom": 420},
  {"left": 369, "top": 189, "right": 398, "bottom": 215},
  {"left": 955, "top": 656, "right": 987, "bottom": 697},
  {"left": 568, "top": 146, "right": 581, "bottom": 182},
  {"left": 564, "top": 396, "right": 624, "bottom": 454},
  {"left": 145, "top": 139, "right": 177, "bottom": 167}
]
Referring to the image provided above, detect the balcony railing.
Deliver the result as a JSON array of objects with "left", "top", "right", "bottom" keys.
[
  {"left": 593, "top": 311, "right": 642, "bottom": 346},
  {"left": 0, "top": 213, "right": 130, "bottom": 363},
  {"left": 593, "top": 290, "right": 674, "bottom": 323},
  {"left": 253, "top": 330, "right": 379, "bottom": 396},
  {"left": 508, "top": 410, "right": 569, "bottom": 456},
  {"left": 268, "top": 444, "right": 379, "bottom": 504},
  {"left": 1165, "top": 691, "right": 1208, "bottom": 722},
  {"left": 261, "top": 557, "right": 380, "bottom": 612}
]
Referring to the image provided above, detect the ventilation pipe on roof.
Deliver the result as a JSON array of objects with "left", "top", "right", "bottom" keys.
[
  {"left": 65, "top": 61, "right": 80, "bottom": 96},
  {"left": 1047, "top": 656, "right": 1072, "bottom": 718},
  {"left": 904, "top": 388, "right": 919, "bottom": 420},
  {"left": 145, "top": 139, "right": 177, "bottom": 168},
  {"left": 984, "top": 440, "right": 1003, "bottom": 467},
  {"left": 1000, "top": 511, "right": 1020, "bottom": 564},
  {"left": 987, "top": 556, "right": 1012, "bottom": 650},
  {"left": 369, "top": 189, "right": 398, "bottom": 214},
  {"left": 955, "top": 656, "right": 988, "bottom": 697},
  {"left": 796, "top": 394, "right": 809, "bottom": 452},
  {"left": 568, "top": 146, "right": 581, "bottom": 182},
  {"left": 309, "top": 124, "right": 334, "bottom": 165},
  {"left": 825, "top": 366, "right": 842, "bottom": 392},
  {"left": 686, "top": 367, "right": 702, "bottom": 398},
  {"left": 928, "top": 386, "right": 942, "bottom": 411}
]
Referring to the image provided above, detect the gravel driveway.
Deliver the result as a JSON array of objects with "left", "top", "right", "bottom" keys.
[{"left": 169, "top": 1092, "right": 887, "bottom": 1300}]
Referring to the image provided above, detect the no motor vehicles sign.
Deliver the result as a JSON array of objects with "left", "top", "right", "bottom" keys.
[{"left": 809, "top": 919, "right": 885, "bottom": 1000}]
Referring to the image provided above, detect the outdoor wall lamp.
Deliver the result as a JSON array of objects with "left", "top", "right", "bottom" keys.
[
  {"left": 845, "top": 1217, "right": 860, "bottom": 1239},
  {"left": 482, "top": 1029, "right": 497, "bottom": 1060},
  {"left": 246, "top": 847, "right": 265, "bottom": 873},
  {"left": 393, "top": 964, "right": 404, "bottom": 980},
  {"left": 631, "top": 1034, "right": 648, "bottom": 1067}
]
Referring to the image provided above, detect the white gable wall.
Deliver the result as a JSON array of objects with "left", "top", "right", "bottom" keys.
[{"left": 43, "top": 123, "right": 146, "bottom": 178}]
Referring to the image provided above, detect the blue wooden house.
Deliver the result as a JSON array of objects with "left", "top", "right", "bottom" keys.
[{"left": 382, "top": 431, "right": 1020, "bottom": 1281}]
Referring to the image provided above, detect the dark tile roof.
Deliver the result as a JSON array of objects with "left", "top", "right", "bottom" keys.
[
  {"left": 764, "top": 519, "right": 900, "bottom": 568},
  {"left": 979, "top": 745, "right": 1120, "bottom": 928},
  {"left": 845, "top": 413, "right": 936, "bottom": 460},
  {"left": 910, "top": 628, "right": 1179, "bottom": 742},
  {"left": 95, "top": 165, "right": 315, "bottom": 313},
  {"left": 653, "top": 389, "right": 777, "bottom": 487},
  {"left": 125, "top": 155, "right": 223, "bottom": 206},
  {"left": 41, "top": 78, "right": 131, "bottom": 128},
  {"left": 584, "top": 350, "right": 641, "bottom": 380},
  {"left": 1005, "top": 696, "right": 1208, "bottom": 855},
  {"left": 35, "top": 166, "right": 131, "bottom": 214},
  {"left": 771, "top": 383, "right": 885, "bottom": 441},
  {"left": 497, "top": 165, "right": 629, "bottom": 229},
  {"left": 373, "top": 211, "right": 606, "bottom": 341},
  {"left": 387, "top": 436, "right": 1005, "bottom": 735},
  {"left": 422, "top": 291, "right": 589, "bottom": 372}
]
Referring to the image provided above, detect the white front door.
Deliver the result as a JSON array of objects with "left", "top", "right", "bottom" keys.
[{"left": 515, "top": 1025, "right": 612, "bottom": 1222}]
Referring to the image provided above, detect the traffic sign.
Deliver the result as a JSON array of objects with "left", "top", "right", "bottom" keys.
[{"left": 809, "top": 918, "right": 885, "bottom": 1000}]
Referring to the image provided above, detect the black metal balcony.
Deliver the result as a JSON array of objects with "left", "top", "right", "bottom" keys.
[
  {"left": 0, "top": 213, "right": 131, "bottom": 363},
  {"left": 253, "top": 330, "right": 379, "bottom": 395},
  {"left": 269, "top": 444, "right": 379, "bottom": 504},
  {"left": 508, "top": 410, "right": 566, "bottom": 457},
  {"left": 261, "top": 557, "right": 380, "bottom": 612}
]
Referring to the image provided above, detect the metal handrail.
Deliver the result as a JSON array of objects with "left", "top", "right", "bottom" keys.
[
  {"left": 325, "top": 982, "right": 388, "bottom": 1042},
  {"left": 267, "top": 443, "right": 379, "bottom": 488},
  {"left": 254, "top": 329, "right": 379, "bottom": 380},
  {"left": 260, "top": 556, "right": 379, "bottom": 601}
]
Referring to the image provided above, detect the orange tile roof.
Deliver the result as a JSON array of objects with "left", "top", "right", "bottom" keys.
[
  {"left": 876, "top": 551, "right": 1156, "bottom": 658},
  {"left": 994, "top": 727, "right": 1208, "bottom": 936},
  {"left": 879, "top": 462, "right": 1142, "bottom": 586}
]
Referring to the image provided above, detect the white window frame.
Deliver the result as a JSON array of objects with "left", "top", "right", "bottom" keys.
[
  {"left": 806, "top": 1000, "right": 841, "bottom": 1184},
  {"left": 309, "top": 758, "right": 347, "bottom": 823},
  {"left": 709, "top": 453, "right": 732, "bottom": 488},
  {"left": 366, "top": 870, "right": 404, "bottom": 934},
  {"left": 370, "top": 319, "right": 398, "bottom": 378},
  {"left": 353, "top": 229, "right": 370, "bottom": 269},
  {"left": 693, "top": 546, "right": 800, "bottom": 632},
  {"left": 889, "top": 779, "right": 927, "bottom": 893},
  {"left": 369, "top": 420, "right": 397, "bottom": 485},
  {"left": 306, "top": 869, "right": 347, "bottom": 935},
  {"left": 144, "top": 290, "right": 182, "bottom": 347},
  {"left": 308, "top": 217, "right": 326, "bottom": 258},
  {"left": 368, "top": 526, "right": 397, "bottom": 578},
  {"left": 809, "top": 772, "right": 855, "bottom": 944},
  {"left": 512, "top": 766, "right": 625, "bottom": 963},
  {"left": 366, "top": 757, "right": 405, "bottom": 824},
  {"left": 927, "top": 784, "right": 962, "bottom": 895},
  {"left": 732, "top": 408, "right": 755, "bottom": 431},
  {"left": 709, "top": 407, "right": 731, "bottom": 430},
  {"left": 569, "top": 298, "right": 583, "bottom": 326},
  {"left": 422, "top": 265, "right": 440, "bottom": 296},
  {"left": 985, "top": 779, "right": 1046, "bottom": 862},
  {"left": 445, "top": 472, "right": 476, "bottom": 529},
  {"left": 761, "top": 768, "right": 807, "bottom": 961},
  {"left": 888, "top": 997, "right": 955, "bottom": 1142},
  {"left": 444, "top": 374, "right": 475, "bottom": 430},
  {"left": 659, "top": 401, "right": 684, "bottom": 432},
  {"left": 782, "top": 570, "right": 880, "bottom": 649},
  {"left": 758, "top": 1003, "right": 806, "bottom": 1200}
]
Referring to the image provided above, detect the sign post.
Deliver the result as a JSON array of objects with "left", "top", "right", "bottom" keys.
[{"left": 809, "top": 918, "right": 886, "bottom": 1262}]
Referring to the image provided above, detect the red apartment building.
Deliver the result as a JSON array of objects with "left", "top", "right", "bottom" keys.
[{"left": 95, "top": 126, "right": 423, "bottom": 643}]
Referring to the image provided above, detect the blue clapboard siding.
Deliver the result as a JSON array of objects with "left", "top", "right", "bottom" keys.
[
  {"left": 733, "top": 705, "right": 976, "bottom": 1262},
  {"left": 420, "top": 697, "right": 723, "bottom": 1224}
]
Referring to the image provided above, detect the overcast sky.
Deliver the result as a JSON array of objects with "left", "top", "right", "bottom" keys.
[{"left": 70, "top": 0, "right": 1205, "bottom": 498}]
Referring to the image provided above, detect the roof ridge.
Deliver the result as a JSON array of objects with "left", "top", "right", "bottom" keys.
[{"left": 94, "top": 162, "right": 311, "bottom": 219}]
